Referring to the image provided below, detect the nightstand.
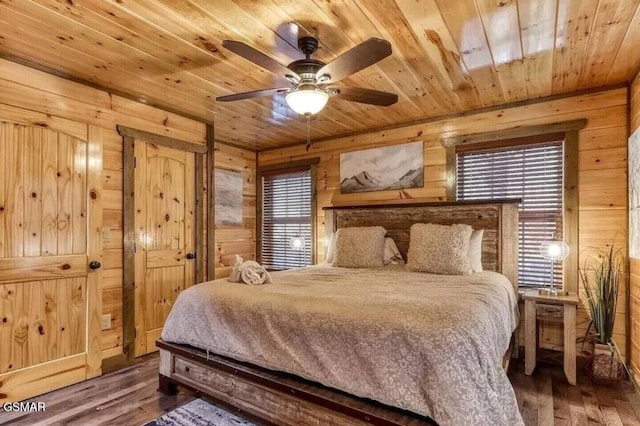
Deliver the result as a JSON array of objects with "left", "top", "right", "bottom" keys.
[{"left": 522, "top": 291, "right": 580, "bottom": 385}]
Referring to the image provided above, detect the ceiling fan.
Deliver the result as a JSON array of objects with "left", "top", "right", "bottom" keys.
[{"left": 216, "top": 35, "right": 398, "bottom": 117}]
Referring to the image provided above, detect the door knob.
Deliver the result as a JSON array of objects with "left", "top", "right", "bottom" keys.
[
  {"left": 89, "top": 261, "right": 102, "bottom": 270},
  {"left": 186, "top": 253, "right": 196, "bottom": 260}
]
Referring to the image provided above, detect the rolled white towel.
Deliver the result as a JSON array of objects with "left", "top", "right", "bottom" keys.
[
  {"left": 240, "top": 260, "right": 272, "bottom": 285},
  {"left": 228, "top": 255, "right": 243, "bottom": 283}
]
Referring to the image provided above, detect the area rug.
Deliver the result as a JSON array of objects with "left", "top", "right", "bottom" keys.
[{"left": 144, "top": 399, "right": 258, "bottom": 426}]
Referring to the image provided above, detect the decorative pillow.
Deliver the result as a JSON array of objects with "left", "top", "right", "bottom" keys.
[
  {"left": 407, "top": 223, "right": 473, "bottom": 275},
  {"left": 469, "top": 229, "right": 484, "bottom": 272},
  {"left": 384, "top": 237, "right": 405, "bottom": 265},
  {"left": 325, "top": 232, "right": 337, "bottom": 263},
  {"left": 333, "top": 226, "right": 386, "bottom": 268}
]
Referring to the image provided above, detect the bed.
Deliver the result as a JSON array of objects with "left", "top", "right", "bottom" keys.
[{"left": 157, "top": 200, "right": 522, "bottom": 426}]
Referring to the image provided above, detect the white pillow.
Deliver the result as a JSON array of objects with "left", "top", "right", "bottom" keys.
[
  {"left": 469, "top": 229, "right": 484, "bottom": 272},
  {"left": 325, "top": 232, "right": 337, "bottom": 263},
  {"left": 384, "top": 237, "right": 405, "bottom": 265}
]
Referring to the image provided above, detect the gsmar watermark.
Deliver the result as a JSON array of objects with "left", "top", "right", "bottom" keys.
[{"left": 2, "top": 402, "right": 46, "bottom": 412}]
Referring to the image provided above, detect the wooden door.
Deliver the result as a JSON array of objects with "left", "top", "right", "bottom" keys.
[
  {"left": 134, "top": 142, "right": 196, "bottom": 356},
  {"left": 0, "top": 121, "right": 102, "bottom": 402}
]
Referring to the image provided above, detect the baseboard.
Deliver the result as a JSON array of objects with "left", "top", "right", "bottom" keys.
[
  {"left": 627, "top": 369, "right": 640, "bottom": 395},
  {"left": 101, "top": 353, "right": 131, "bottom": 374}
]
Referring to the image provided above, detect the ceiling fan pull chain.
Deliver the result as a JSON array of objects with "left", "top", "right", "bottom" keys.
[{"left": 305, "top": 113, "right": 312, "bottom": 151}]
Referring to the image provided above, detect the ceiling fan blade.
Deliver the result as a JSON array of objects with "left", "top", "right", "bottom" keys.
[
  {"left": 332, "top": 86, "right": 398, "bottom": 106},
  {"left": 316, "top": 38, "right": 392, "bottom": 84},
  {"left": 222, "top": 40, "right": 300, "bottom": 81},
  {"left": 216, "top": 88, "right": 287, "bottom": 102}
]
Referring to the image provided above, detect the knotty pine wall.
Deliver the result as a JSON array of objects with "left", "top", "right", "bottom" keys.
[
  {"left": 630, "top": 73, "right": 640, "bottom": 378},
  {"left": 259, "top": 88, "right": 629, "bottom": 357},
  {"left": 213, "top": 143, "right": 257, "bottom": 279},
  {"left": 0, "top": 59, "right": 212, "bottom": 363}
]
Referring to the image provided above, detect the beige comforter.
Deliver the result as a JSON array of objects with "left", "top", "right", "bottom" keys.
[{"left": 161, "top": 265, "right": 523, "bottom": 426}]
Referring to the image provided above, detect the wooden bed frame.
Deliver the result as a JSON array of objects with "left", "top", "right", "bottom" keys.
[{"left": 157, "top": 200, "right": 520, "bottom": 426}]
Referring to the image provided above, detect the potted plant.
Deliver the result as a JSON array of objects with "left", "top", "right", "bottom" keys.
[{"left": 580, "top": 242, "right": 626, "bottom": 384}]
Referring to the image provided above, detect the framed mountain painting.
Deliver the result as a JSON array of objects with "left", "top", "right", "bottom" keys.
[
  {"left": 215, "top": 168, "right": 244, "bottom": 226},
  {"left": 339, "top": 141, "right": 424, "bottom": 194}
]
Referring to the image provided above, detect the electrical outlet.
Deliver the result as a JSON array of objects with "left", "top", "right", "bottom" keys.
[{"left": 101, "top": 314, "right": 112, "bottom": 331}]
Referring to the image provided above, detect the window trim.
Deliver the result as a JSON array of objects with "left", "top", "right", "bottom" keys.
[
  {"left": 257, "top": 158, "right": 319, "bottom": 267},
  {"left": 442, "top": 120, "right": 584, "bottom": 293}
]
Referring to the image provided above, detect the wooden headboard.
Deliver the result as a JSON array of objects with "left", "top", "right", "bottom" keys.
[{"left": 323, "top": 200, "right": 520, "bottom": 292}]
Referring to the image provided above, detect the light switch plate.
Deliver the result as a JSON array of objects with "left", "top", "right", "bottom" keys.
[
  {"left": 102, "top": 227, "right": 111, "bottom": 240},
  {"left": 101, "top": 314, "right": 112, "bottom": 330}
]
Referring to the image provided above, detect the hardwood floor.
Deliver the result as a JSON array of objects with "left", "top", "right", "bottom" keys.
[
  {"left": 1, "top": 354, "right": 639, "bottom": 425},
  {"left": 509, "top": 358, "right": 640, "bottom": 425},
  {"left": 0, "top": 355, "right": 195, "bottom": 426}
]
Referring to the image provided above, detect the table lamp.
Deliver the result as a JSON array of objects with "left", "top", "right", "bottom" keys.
[{"left": 538, "top": 238, "right": 570, "bottom": 296}]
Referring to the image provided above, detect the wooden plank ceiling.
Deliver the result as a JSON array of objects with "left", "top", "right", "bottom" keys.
[{"left": 1, "top": 0, "right": 639, "bottom": 150}]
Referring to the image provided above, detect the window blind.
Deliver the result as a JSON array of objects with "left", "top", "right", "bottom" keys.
[
  {"left": 261, "top": 168, "right": 312, "bottom": 270},
  {"left": 456, "top": 141, "right": 564, "bottom": 287}
]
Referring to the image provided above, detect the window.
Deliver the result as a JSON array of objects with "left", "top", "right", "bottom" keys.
[
  {"left": 260, "top": 167, "right": 313, "bottom": 270},
  {"left": 456, "top": 139, "right": 564, "bottom": 288}
]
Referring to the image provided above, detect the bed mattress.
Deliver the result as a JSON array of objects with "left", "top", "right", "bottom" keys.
[{"left": 161, "top": 264, "right": 523, "bottom": 425}]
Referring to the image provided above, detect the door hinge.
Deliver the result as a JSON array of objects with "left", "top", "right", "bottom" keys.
[
  {"left": 134, "top": 328, "right": 137, "bottom": 338},
  {"left": 133, "top": 243, "right": 137, "bottom": 253},
  {"left": 133, "top": 156, "right": 137, "bottom": 168}
]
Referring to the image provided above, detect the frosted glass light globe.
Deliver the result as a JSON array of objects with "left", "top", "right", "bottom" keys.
[
  {"left": 290, "top": 236, "right": 304, "bottom": 250},
  {"left": 285, "top": 89, "right": 329, "bottom": 115},
  {"left": 538, "top": 240, "right": 570, "bottom": 260}
]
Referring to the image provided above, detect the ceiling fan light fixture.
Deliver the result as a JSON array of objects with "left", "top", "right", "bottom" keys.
[{"left": 285, "top": 88, "right": 329, "bottom": 115}]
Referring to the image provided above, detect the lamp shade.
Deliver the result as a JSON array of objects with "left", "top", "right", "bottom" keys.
[
  {"left": 538, "top": 239, "right": 570, "bottom": 261},
  {"left": 285, "top": 89, "right": 329, "bottom": 115}
]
